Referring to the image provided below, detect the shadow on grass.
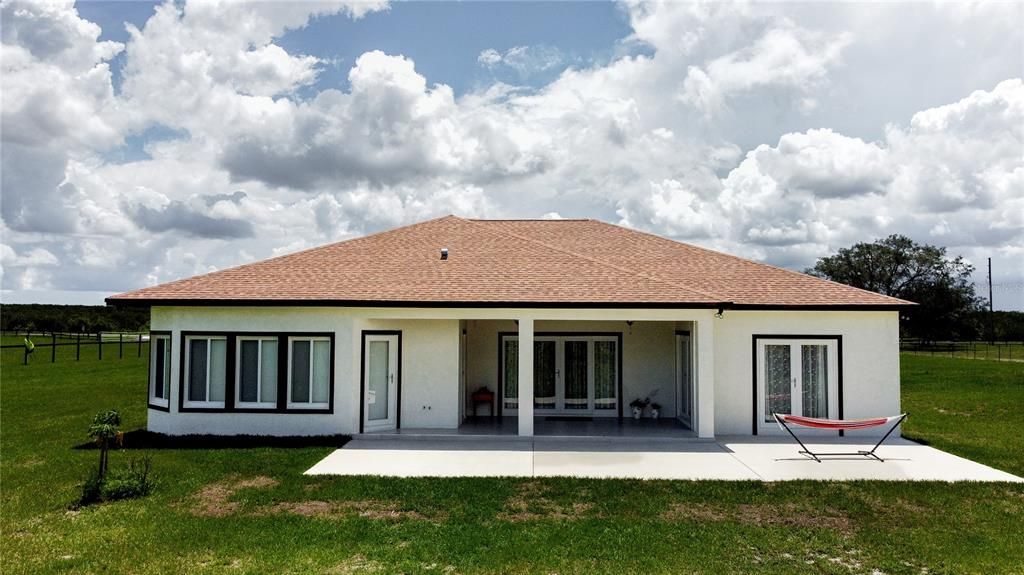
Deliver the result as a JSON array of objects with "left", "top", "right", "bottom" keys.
[
  {"left": 73, "top": 429, "right": 351, "bottom": 450},
  {"left": 901, "top": 433, "right": 931, "bottom": 446}
]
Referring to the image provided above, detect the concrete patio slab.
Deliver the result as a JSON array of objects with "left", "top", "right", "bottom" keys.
[
  {"left": 305, "top": 436, "right": 1023, "bottom": 482},
  {"left": 718, "top": 437, "right": 1023, "bottom": 482},
  {"left": 533, "top": 442, "right": 756, "bottom": 480},
  {"left": 306, "top": 443, "right": 533, "bottom": 477}
]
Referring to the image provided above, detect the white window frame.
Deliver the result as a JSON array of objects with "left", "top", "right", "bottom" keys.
[
  {"left": 149, "top": 334, "right": 171, "bottom": 408},
  {"left": 755, "top": 337, "right": 840, "bottom": 434},
  {"left": 287, "top": 336, "right": 332, "bottom": 410},
  {"left": 235, "top": 336, "right": 279, "bottom": 409},
  {"left": 183, "top": 335, "right": 227, "bottom": 409}
]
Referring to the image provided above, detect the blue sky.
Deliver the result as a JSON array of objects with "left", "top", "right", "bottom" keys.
[
  {"left": 1, "top": 1, "right": 1022, "bottom": 309},
  {"left": 81, "top": 1, "right": 639, "bottom": 95}
]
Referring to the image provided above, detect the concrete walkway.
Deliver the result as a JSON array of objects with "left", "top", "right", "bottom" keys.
[{"left": 305, "top": 436, "right": 1022, "bottom": 482}]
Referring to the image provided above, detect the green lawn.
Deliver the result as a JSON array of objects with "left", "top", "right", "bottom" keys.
[
  {"left": 900, "top": 354, "right": 1024, "bottom": 477},
  {"left": 1, "top": 351, "right": 1022, "bottom": 574}
]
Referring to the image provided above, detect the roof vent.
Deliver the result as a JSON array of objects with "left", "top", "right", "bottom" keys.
[{"left": 440, "top": 248, "right": 449, "bottom": 261}]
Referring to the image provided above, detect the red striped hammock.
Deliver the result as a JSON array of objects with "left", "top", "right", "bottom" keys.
[
  {"left": 773, "top": 413, "right": 909, "bottom": 462},
  {"left": 775, "top": 414, "right": 905, "bottom": 431}
]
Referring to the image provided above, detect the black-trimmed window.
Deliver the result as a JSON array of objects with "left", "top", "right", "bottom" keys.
[
  {"left": 236, "top": 336, "right": 278, "bottom": 409},
  {"left": 149, "top": 334, "right": 171, "bottom": 408},
  {"left": 184, "top": 335, "right": 227, "bottom": 408},
  {"left": 288, "top": 336, "right": 331, "bottom": 409}
]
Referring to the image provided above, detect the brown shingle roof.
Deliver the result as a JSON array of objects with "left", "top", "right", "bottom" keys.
[{"left": 106, "top": 215, "right": 911, "bottom": 309}]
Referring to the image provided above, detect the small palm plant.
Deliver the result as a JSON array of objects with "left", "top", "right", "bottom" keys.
[{"left": 88, "top": 410, "right": 123, "bottom": 479}]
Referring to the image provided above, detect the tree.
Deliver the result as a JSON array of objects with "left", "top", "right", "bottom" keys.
[
  {"left": 807, "top": 235, "right": 984, "bottom": 341},
  {"left": 88, "top": 410, "right": 123, "bottom": 480}
]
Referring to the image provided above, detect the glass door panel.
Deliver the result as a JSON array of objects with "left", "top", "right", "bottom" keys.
[
  {"left": 677, "top": 335, "right": 692, "bottom": 427},
  {"left": 764, "top": 344, "right": 792, "bottom": 422},
  {"left": 593, "top": 340, "right": 617, "bottom": 411},
  {"left": 367, "top": 341, "right": 390, "bottom": 421},
  {"left": 503, "top": 339, "right": 518, "bottom": 409},
  {"left": 534, "top": 340, "right": 556, "bottom": 410},
  {"left": 801, "top": 344, "right": 829, "bottom": 418},
  {"left": 563, "top": 341, "right": 588, "bottom": 410}
]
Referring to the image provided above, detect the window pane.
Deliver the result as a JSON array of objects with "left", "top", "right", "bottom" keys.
[
  {"left": 564, "top": 341, "right": 588, "bottom": 409},
  {"left": 368, "top": 340, "right": 389, "bottom": 420},
  {"left": 312, "top": 340, "right": 330, "bottom": 403},
  {"left": 594, "top": 341, "right": 617, "bottom": 410},
  {"left": 261, "top": 339, "right": 278, "bottom": 404},
  {"left": 188, "top": 339, "right": 207, "bottom": 402},
  {"left": 801, "top": 345, "right": 828, "bottom": 418},
  {"left": 503, "top": 339, "right": 518, "bottom": 409},
  {"left": 162, "top": 339, "right": 171, "bottom": 400},
  {"left": 291, "top": 340, "right": 310, "bottom": 403},
  {"left": 764, "top": 344, "right": 791, "bottom": 422},
  {"left": 239, "top": 340, "right": 259, "bottom": 403},
  {"left": 153, "top": 338, "right": 166, "bottom": 399},
  {"left": 534, "top": 341, "right": 556, "bottom": 409},
  {"left": 209, "top": 339, "right": 226, "bottom": 402}
]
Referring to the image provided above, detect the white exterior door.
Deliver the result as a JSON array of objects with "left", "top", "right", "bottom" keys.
[
  {"left": 756, "top": 338, "right": 839, "bottom": 434},
  {"left": 363, "top": 334, "right": 399, "bottom": 432},
  {"left": 501, "top": 335, "right": 619, "bottom": 416}
]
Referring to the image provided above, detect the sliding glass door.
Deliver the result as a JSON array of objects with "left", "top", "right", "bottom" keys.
[
  {"left": 501, "top": 334, "right": 619, "bottom": 416},
  {"left": 756, "top": 338, "right": 839, "bottom": 433}
]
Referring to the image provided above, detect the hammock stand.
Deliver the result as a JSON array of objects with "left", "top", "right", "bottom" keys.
[{"left": 773, "top": 413, "right": 908, "bottom": 463}]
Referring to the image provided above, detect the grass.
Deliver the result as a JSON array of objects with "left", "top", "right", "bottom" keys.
[
  {"left": 900, "top": 354, "right": 1024, "bottom": 477},
  {"left": 1, "top": 351, "right": 1022, "bottom": 574}
]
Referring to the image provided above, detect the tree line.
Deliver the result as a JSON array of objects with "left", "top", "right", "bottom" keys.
[
  {"left": 807, "top": 235, "right": 1023, "bottom": 342},
  {"left": 1, "top": 304, "right": 149, "bottom": 334},
  {"left": 2, "top": 236, "right": 1021, "bottom": 343}
]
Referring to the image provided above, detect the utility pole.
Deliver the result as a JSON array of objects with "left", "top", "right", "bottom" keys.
[{"left": 988, "top": 257, "right": 994, "bottom": 344}]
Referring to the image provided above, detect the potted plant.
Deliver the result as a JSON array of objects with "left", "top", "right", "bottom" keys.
[
  {"left": 629, "top": 398, "right": 649, "bottom": 420},
  {"left": 649, "top": 402, "right": 662, "bottom": 420}
]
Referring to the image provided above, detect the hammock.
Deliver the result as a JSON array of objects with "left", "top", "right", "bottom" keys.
[{"left": 773, "top": 413, "right": 908, "bottom": 462}]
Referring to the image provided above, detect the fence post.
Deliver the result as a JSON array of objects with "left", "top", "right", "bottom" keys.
[
  {"left": 98, "top": 332, "right": 103, "bottom": 360},
  {"left": 138, "top": 333, "right": 143, "bottom": 358},
  {"left": 76, "top": 333, "right": 81, "bottom": 361},
  {"left": 119, "top": 333, "right": 124, "bottom": 359},
  {"left": 51, "top": 332, "right": 56, "bottom": 363}
]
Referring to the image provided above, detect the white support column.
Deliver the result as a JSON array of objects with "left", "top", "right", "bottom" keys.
[
  {"left": 695, "top": 313, "right": 716, "bottom": 439},
  {"left": 517, "top": 317, "right": 534, "bottom": 436}
]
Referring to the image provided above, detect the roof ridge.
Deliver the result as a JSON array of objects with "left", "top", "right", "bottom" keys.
[
  {"left": 464, "top": 218, "right": 727, "bottom": 303},
  {"left": 591, "top": 220, "right": 912, "bottom": 305}
]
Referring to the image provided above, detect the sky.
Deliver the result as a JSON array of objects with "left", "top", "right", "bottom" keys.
[{"left": 1, "top": 0, "right": 1022, "bottom": 310}]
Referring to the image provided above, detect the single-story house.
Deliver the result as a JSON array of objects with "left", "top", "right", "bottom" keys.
[{"left": 107, "top": 215, "right": 911, "bottom": 439}]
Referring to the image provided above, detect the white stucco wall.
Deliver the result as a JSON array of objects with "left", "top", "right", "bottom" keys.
[
  {"left": 147, "top": 306, "right": 356, "bottom": 436},
  {"left": 462, "top": 319, "right": 680, "bottom": 417},
  {"left": 146, "top": 306, "right": 899, "bottom": 438},
  {"left": 712, "top": 310, "right": 901, "bottom": 436},
  {"left": 358, "top": 319, "right": 460, "bottom": 429}
]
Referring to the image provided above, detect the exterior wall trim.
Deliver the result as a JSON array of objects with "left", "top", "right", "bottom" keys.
[
  {"left": 175, "top": 330, "right": 335, "bottom": 414},
  {"left": 110, "top": 298, "right": 911, "bottom": 312},
  {"left": 359, "top": 330, "right": 403, "bottom": 434},
  {"left": 750, "top": 334, "right": 844, "bottom": 436},
  {"left": 147, "top": 330, "right": 172, "bottom": 412}
]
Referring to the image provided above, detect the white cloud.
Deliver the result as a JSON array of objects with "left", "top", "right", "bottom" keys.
[
  {"left": 477, "top": 48, "right": 502, "bottom": 68},
  {"left": 477, "top": 45, "right": 565, "bottom": 78},
  {"left": 0, "top": 0, "right": 1020, "bottom": 308},
  {"left": 680, "top": 24, "right": 851, "bottom": 117}
]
